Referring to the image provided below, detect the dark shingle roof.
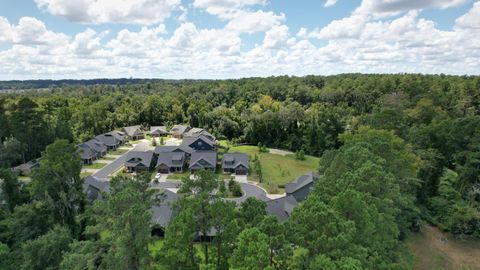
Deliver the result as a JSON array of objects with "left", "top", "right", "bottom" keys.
[
  {"left": 182, "top": 135, "right": 215, "bottom": 148},
  {"left": 106, "top": 130, "right": 126, "bottom": 142},
  {"left": 154, "top": 144, "right": 195, "bottom": 155},
  {"left": 150, "top": 126, "right": 168, "bottom": 135},
  {"left": 156, "top": 152, "right": 185, "bottom": 168},
  {"left": 184, "top": 128, "right": 216, "bottom": 143},
  {"left": 189, "top": 151, "right": 217, "bottom": 169},
  {"left": 124, "top": 151, "right": 155, "bottom": 168},
  {"left": 151, "top": 189, "right": 179, "bottom": 227},
  {"left": 170, "top": 125, "right": 190, "bottom": 136},
  {"left": 83, "top": 176, "right": 110, "bottom": 201},
  {"left": 95, "top": 134, "right": 120, "bottom": 146},
  {"left": 222, "top": 153, "right": 249, "bottom": 169},
  {"left": 84, "top": 139, "right": 107, "bottom": 153},
  {"left": 285, "top": 172, "right": 319, "bottom": 194},
  {"left": 77, "top": 144, "right": 96, "bottom": 159},
  {"left": 123, "top": 125, "right": 143, "bottom": 137},
  {"left": 266, "top": 195, "right": 299, "bottom": 222}
]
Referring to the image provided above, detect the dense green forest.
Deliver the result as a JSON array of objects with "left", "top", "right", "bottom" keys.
[{"left": 0, "top": 74, "right": 479, "bottom": 269}]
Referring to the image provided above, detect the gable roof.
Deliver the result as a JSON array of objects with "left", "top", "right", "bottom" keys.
[
  {"left": 151, "top": 189, "right": 179, "bottom": 228},
  {"left": 123, "top": 125, "right": 143, "bottom": 137},
  {"left": 170, "top": 125, "right": 190, "bottom": 135},
  {"left": 184, "top": 128, "right": 216, "bottom": 142},
  {"left": 266, "top": 195, "right": 299, "bottom": 222},
  {"left": 285, "top": 171, "right": 319, "bottom": 194},
  {"left": 189, "top": 151, "right": 217, "bottom": 169},
  {"left": 182, "top": 135, "right": 215, "bottom": 148},
  {"left": 83, "top": 176, "right": 110, "bottom": 201},
  {"left": 106, "top": 130, "right": 126, "bottom": 141},
  {"left": 95, "top": 134, "right": 120, "bottom": 146},
  {"left": 154, "top": 145, "right": 195, "bottom": 155},
  {"left": 156, "top": 152, "right": 185, "bottom": 168},
  {"left": 77, "top": 144, "right": 96, "bottom": 159},
  {"left": 124, "top": 151, "right": 155, "bottom": 168},
  {"left": 84, "top": 139, "right": 107, "bottom": 153},
  {"left": 150, "top": 126, "right": 167, "bottom": 134},
  {"left": 222, "top": 153, "right": 249, "bottom": 169}
]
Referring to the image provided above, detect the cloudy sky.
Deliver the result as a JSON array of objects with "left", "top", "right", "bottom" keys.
[{"left": 0, "top": 0, "right": 479, "bottom": 79}]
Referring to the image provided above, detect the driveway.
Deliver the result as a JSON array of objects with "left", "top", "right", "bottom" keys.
[
  {"left": 226, "top": 182, "right": 269, "bottom": 204},
  {"left": 93, "top": 141, "right": 150, "bottom": 178},
  {"left": 234, "top": 175, "right": 248, "bottom": 183}
]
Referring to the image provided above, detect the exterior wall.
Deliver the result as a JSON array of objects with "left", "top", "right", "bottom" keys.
[{"left": 188, "top": 139, "right": 213, "bottom": 151}]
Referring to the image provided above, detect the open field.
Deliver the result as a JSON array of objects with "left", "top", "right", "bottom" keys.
[
  {"left": 221, "top": 141, "right": 320, "bottom": 191},
  {"left": 408, "top": 225, "right": 480, "bottom": 270}
]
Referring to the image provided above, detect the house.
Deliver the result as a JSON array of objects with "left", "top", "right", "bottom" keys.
[
  {"left": 150, "top": 126, "right": 168, "bottom": 137},
  {"left": 106, "top": 130, "right": 127, "bottom": 144},
  {"left": 124, "top": 151, "right": 155, "bottom": 173},
  {"left": 266, "top": 172, "right": 319, "bottom": 221},
  {"left": 222, "top": 153, "right": 249, "bottom": 175},
  {"left": 154, "top": 145, "right": 195, "bottom": 159},
  {"left": 151, "top": 189, "right": 179, "bottom": 237},
  {"left": 170, "top": 125, "right": 190, "bottom": 139},
  {"left": 95, "top": 134, "right": 121, "bottom": 150},
  {"left": 184, "top": 128, "right": 216, "bottom": 142},
  {"left": 12, "top": 159, "right": 40, "bottom": 176},
  {"left": 123, "top": 125, "right": 145, "bottom": 140},
  {"left": 181, "top": 135, "right": 215, "bottom": 151},
  {"left": 83, "top": 176, "right": 110, "bottom": 201},
  {"left": 189, "top": 151, "right": 217, "bottom": 173},
  {"left": 78, "top": 144, "right": 97, "bottom": 164},
  {"left": 155, "top": 152, "right": 186, "bottom": 173},
  {"left": 83, "top": 139, "right": 107, "bottom": 158}
]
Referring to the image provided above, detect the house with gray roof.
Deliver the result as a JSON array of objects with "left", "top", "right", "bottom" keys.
[
  {"left": 95, "top": 134, "right": 121, "bottom": 150},
  {"left": 182, "top": 135, "right": 215, "bottom": 151},
  {"left": 106, "top": 130, "right": 127, "bottom": 144},
  {"left": 151, "top": 189, "right": 179, "bottom": 237},
  {"left": 12, "top": 159, "right": 40, "bottom": 176},
  {"left": 123, "top": 125, "right": 144, "bottom": 140},
  {"left": 77, "top": 144, "right": 97, "bottom": 164},
  {"left": 124, "top": 151, "right": 155, "bottom": 173},
  {"left": 266, "top": 172, "right": 319, "bottom": 221},
  {"left": 154, "top": 145, "right": 195, "bottom": 158},
  {"left": 184, "top": 128, "right": 216, "bottom": 142},
  {"left": 83, "top": 176, "right": 110, "bottom": 201},
  {"left": 170, "top": 125, "right": 190, "bottom": 139},
  {"left": 84, "top": 139, "right": 107, "bottom": 158},
  {"left": 222, "top": 153, "right": 249, "bottom": 175},
  {"left": 189, "top": 151, "right": 217, "bottom": 173},
  {"left": 155, "top": 152, "right": 186, "bottom": 173},
  {"left": 150, "top": 126, "right": 168, "bottom": 137}
]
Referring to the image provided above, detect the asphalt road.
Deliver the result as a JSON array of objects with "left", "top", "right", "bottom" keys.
[{"left": 93, "top": 141, "right": 150, "bottom": 178}]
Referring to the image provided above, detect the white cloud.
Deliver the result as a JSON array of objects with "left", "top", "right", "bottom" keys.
[
  {"left": 355, "top": 0, "right": 470, "bottom": 16},
  {"left": 35, "top": 0, "right": 181, "bottom": 25},
  {"left": 10, "top": 17, "right": 69, "bottom": 46},
  {"left": 456, "top": 2, "right": 480, "bottom": 29},
  {"left": 193, "top": 0, "right": 266, "bottom": 15},
  {"left": 324, "top": 0, "right": 338, "bottom": 7},
  {"left": 225, "top": 10, "right": 285, "bottom": 33},
  {"left": 0, "top": 17, "right": 12, "bottom": 43},
  {"left": 312, "top": 15, "right": 366, "bottom": 39}
]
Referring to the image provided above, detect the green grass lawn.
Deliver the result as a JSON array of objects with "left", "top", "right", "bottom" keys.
[
  {"left": 83, "top": 162, "right": 107, "bottom": 169},
  {"left": 109, "top": 148, "right": 129, "bottom": 155},
  {"left": 223, "top": 141, "right": 320, "bottom": 193},
  {"left": 99, "top": 156, "right": 116, "bottom": 161},
  {"left": 80, "top": 172, "right": 92, "bottom": 178}
]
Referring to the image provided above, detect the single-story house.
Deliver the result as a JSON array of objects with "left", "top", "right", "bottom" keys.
[
  {"left": 189, "top": 151, "right": 217, "bottom": 173},
  {"left": 184, "top": 128, "right": 216, "bottom": 142},
  {"left": 95, "top": 134, "right": 121, "bottom": 151},
  {"left": 83, "top": 176, "right": 110, "bottom": 201},
  {"left": 155, "top": 152, "right": 186, "bottom": 173},
  {"left": 124, "top": 151, "right": 155, "bottom": 173},
  {"left": 181, "top": 135, "right": 215, "bottom": 151},
  {"left": 170, "top": 125, "right": 190, "bottom": 139},
  {"left": 222, "top": 153, "right": 249, "bottom": 175},
  {"left": 83, "top": 139, "right": 107, "bottom": 158},
  {"left": 123, "top": 125, "right": 145, "bottom": 140},
  {"left": 150, "top": 126, "right": 168, "bottom": 137},
  {"left": 266, "top": 172, "right": 319, "bottom": 221},
  {"left": 154, "top": 145, "right": 195, "bottom": 159},
  {"left": 78, "top": 144, "right": 97, "bottom": 164},
  {"left": 106, "top": 130, "right": 127, "bottom": 144},
  {"left": 12, "top": 159, "right": 40, "bottom": 176}
]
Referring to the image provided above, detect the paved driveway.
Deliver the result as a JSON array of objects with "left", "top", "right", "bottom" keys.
[{"left": 93, "top": 141, "right": 150, "bottom": 178}]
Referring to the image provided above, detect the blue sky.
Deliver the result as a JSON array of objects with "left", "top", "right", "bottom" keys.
[{"left": 0, "top": 0, "right": 479, "bottom": 79}]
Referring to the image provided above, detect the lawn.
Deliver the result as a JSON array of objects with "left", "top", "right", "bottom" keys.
[
  {"left": 80, "top": 172, "right": 92, "bottom": 178},
  {"left": 109, "top": 148, "right": 129, "bottom": 155},
  {"left": 407, "top": 225, "right": 480, "bottom": 270},
  {"left": 225, "top": 143, "right": 320, "bottom": 192},
  {"left": 99, "top": 156, "right": 116, "bottom": 161},
  {"left": 83, "top": 162, "right": 107, "bottom": 169}
]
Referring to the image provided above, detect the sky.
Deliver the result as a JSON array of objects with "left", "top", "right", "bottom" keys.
[{"left": 0, "top": 0, "right": 479, "bottom": 80}]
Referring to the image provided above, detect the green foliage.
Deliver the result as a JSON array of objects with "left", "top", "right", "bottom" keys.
[
  {"left": 227, "top": 179, "right": 242, "bottom": 197},
  {"left": 229, "top": 228, "right": 270, "bottom": 270},
  {"left": 295, "top": 149, "right": 305, "bottom": 160},
  {"left": 238, "top": 197, "right": 266, "bottom": 227}
]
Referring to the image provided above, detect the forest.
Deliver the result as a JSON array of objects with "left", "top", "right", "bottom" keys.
[{"left": 0, "top": 74, "right": 479, "bottom": 269}]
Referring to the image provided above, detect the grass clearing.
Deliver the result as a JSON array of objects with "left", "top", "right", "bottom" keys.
[
  {"left": 407, "top": 225, "right": 480, "bottom": 270},
  {"left": 83, "top": 162, "right": 107, "bottom": 169},
  {"left": 222, "top": 141, "right": 320, "bottom": 192}
]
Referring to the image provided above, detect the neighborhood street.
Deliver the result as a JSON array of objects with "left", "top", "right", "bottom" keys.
[{"left": 93, "top": 141, "right": 151, "bottom": 178}]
